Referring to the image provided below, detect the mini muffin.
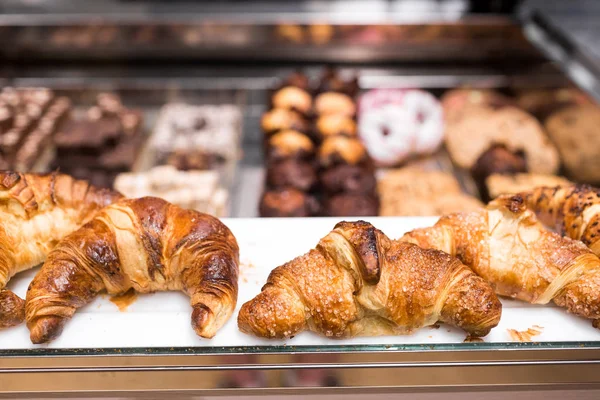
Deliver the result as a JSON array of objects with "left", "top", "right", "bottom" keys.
[
  {"left": 259, "top": 188, "right": 319, "bottom": 217},
  {"left": 318, "top": 136, "right": 368, "bottom": 167},
  {"left": 271, "top": 86, "right": 313, "bottom": 115},
  {"left": 314, "top": 92, "right": 356, "bottom": 117},
  {"left": 267, "top": 129, "right": 314, "bottom": 161},
  {"left": 316, "top": 114, "right": 357, "bottom": 138},
  {"left": 322, "top": 193, "right": 380, "bottom": 217},
  {"left": 266, "top": 159, "right": 317, "bottom": 191},
  {"left": 261, "top": 108, "right": 309, "bottom": 135},
  {"left": 320, "top": 164, "right": 377, "bottom": 195}
]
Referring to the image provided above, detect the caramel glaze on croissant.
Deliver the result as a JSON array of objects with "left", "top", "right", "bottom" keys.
[
  {"left": 521, "top": 184, "right": 600, "bottom": 256},
  {"left": 26, "top": 197, "right": 239, "bottom": 344},
  {"left": 238, "top": 221, "right": 501, "bottom": 339},
  {"left": 402, "top": 195, "right": 600, "bottom": 327},
  {"left": 0, "top": 171, "right": 122, "bottom": 329}
]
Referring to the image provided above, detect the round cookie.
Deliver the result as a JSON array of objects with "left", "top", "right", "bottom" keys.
[
  {"left": 545, "top": 104, "right": 600, "bottom": 182},
  {"left": 445, "top": 106, "right": 559, "bottom": 174}
]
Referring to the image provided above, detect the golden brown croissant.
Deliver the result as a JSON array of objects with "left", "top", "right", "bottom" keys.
[
  {"left": 238, "top": 221, "right": 501, "bottom": 339},
  {"left": 402, "top": 195, "right": 600, "bottom": 326},
  {"left": 520, "top": 184, "right": 600, "bottom": 256},
  {"left": 0, "top": 171, "right": 122, "bottom": 328},
  {"left": 25, "top": 197, "right": 239, "bottom": 344}
]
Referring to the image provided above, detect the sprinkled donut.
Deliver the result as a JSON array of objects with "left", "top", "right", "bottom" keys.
[{"left": 358, "top": 89, "right": 444, "bottom": 166}]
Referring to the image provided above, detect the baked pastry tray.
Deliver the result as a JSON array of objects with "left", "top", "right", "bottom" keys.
[{"left": 2, "top": 217, "right": 599, "bottom": 352}]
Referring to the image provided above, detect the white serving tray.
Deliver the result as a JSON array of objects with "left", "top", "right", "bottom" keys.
[{"left": 2, "top": 217, "right": 599, "bottom": 349}]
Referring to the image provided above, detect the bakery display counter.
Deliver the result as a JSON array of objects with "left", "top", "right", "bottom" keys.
[
  {"left": 2, "top": 2, "right": 600, "bottom": 396},
  {"left": 2, "top": 64, "right": 600, "bottom": 397},
  {"left": 2, "top": 216, "right": 600, "bottom": 396}
]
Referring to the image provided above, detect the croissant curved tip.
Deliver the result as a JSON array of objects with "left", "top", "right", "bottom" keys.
[
  {"left": 0, "top": 289, "right": 25, "bottom": 329},
  {"left": 28, "top": 316, "right": 66, "bottom": 344},
  {"left": 192, "top": 304, "right": 216, "bottom": 339}
]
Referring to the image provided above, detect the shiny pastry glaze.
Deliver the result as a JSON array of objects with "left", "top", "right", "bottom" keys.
[
  {"left": 25, "top": 196, "right": 239, "bottom": 344},
  {"left": 238, "top": 220, "right": 501, "bottom": 339},
  {"left": 0, "top": 171, "right": 122, "bottom": 329}
]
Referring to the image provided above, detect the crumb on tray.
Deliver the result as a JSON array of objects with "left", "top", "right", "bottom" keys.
[{"left": 507, "top": 325, "right": 543, "bottom": 342}]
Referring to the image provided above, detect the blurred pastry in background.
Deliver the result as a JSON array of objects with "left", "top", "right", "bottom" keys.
[
  {"left": 445, "top": 106, "right": 559, "bottom": 174},
  {"left": 265, "top": 130, "right": 317, "bottom": 191},
  {"left": 544, "top": 104, "right": 600, "bottom": 183},
  {"left": 314, "top": 92, "right": 356, "bottom": 117},
  {"left": 266, "top": 159, "right": 317, "bottom": 192},
  {"left": 309, "top": 24, "right": 334, "bottom": 45},
  {"left": 315, "top": 68, "right": 359, "bottom": 98},
  {"left": 52, "top": 93, "right": 142, "bottom": 188},
  {"left": 261, "top": 108, "right": 310, "bottom": 135},
  {"left": 322, "top": 193, "right": 379, "bottom": 217},
  {"left": 0, "top": 88, "right": 71, "bottom": 172},
  {"left": 358, "top": 89, "right": 444, "bottom": 167},
  {"left": 151, "top": 103, "right": 242, "bottom": 169},
  {"left": 280, "top": 71, "right": 311, "bottom": 91},
  {"left": 267, "top": 129, "right": 314, "bottom": 161},
  {"left": 470, "top": 143, "right": 527, "bottom": 201},
  {"left": 485, "top": 173, "right": 571, "bottom": 200},
  {"left": 379, "top": 167, "right": 462, "bottom": 198},
  {"left": 114, "top": 166, "right": 228, "bottom": 217},
  {"left": 259, "top": 188, "right": 319, "bottom": 217},
  {"left": 320, "top": 164, "right": 377, "bottom": 195},
  {"left": 378, "top": 167, "right": 483, "bottom": 216},
  {"left": 317, "top": 136, "right": 368, "bottom": 168},
  {"left": 516, "top": 88, "right": 591, "bottom": 122},
  {"left": 315, "top": 114, "right": 357, "bottom": 139},
  {"left": 271, "top": 86, "right": 312, "bottom": 115},
  {"left": 275, "top": 24, "right": 305, "bottom": 44},
  {"left": 441, "top": 89, "right": 513, "bottom": 123}
]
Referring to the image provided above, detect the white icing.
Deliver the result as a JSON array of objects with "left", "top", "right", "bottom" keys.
[{"left": 358, "top": 89, "right": 444, "bottom": 165}]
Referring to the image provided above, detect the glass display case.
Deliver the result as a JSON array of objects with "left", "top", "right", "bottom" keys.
[{"left": 1, "top": 0, "right": 600, "bottom": 397}]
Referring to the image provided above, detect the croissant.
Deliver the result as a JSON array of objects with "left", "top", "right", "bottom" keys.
[
  {"left": 520, "top": 184, "right": 600, "bottom": 256},
  {"left": 0, "top": 171, "right": 122, "bottom": 328},
  {"left": 25, "top": 196, "right": 239, "bottom": 344},
  {"left": 238, "top": 221, "right": 501, "bottom": 339},
  {"left": 402, "top": 195, "right": 600, "bottom": 326}
]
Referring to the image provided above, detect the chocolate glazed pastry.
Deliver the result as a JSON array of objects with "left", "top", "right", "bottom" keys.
[
  {"left": 471, "top": 143, "right": 527, "bottom": 202},
  {"left": 320, "top": 164, "right": 377, "bottom": 195},
  {"left": 25, "top": 197, "right": 239, "bottom": 344},
  {"left": 259, "top": 188, "right": 319, "bottom": 217},
  {"left": 0, "top": 171, "right": 122, "bottom": 329},
  {"left": 323, "top": 193, "right": 380, "bottom": 217},
  {"left": 266, "top": 159, "right": 317, "bottom": 192},
  {"left": 239, "top": 221, "right": 501, "bottom": 339}
]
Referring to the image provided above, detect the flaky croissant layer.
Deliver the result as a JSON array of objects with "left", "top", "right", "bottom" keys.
[
  {"left": 25, "top": 197, "right": 239, "bottom": 344},
  {"left": 521, "top": 184, "right": 600, "bottom": 256},
  {"left": 238, "top": 221, "right": 501, "bottom": 339},
  {"left": 402, "top": 195, "right": 600, "bottom": 327},
  {"left": 0, "top": 171, "right": 122, "bottom": 328}
]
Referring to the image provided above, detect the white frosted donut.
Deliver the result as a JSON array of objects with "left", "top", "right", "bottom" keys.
[{"left": 358, "top": 89, "right": 444, "bottom": 166}]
